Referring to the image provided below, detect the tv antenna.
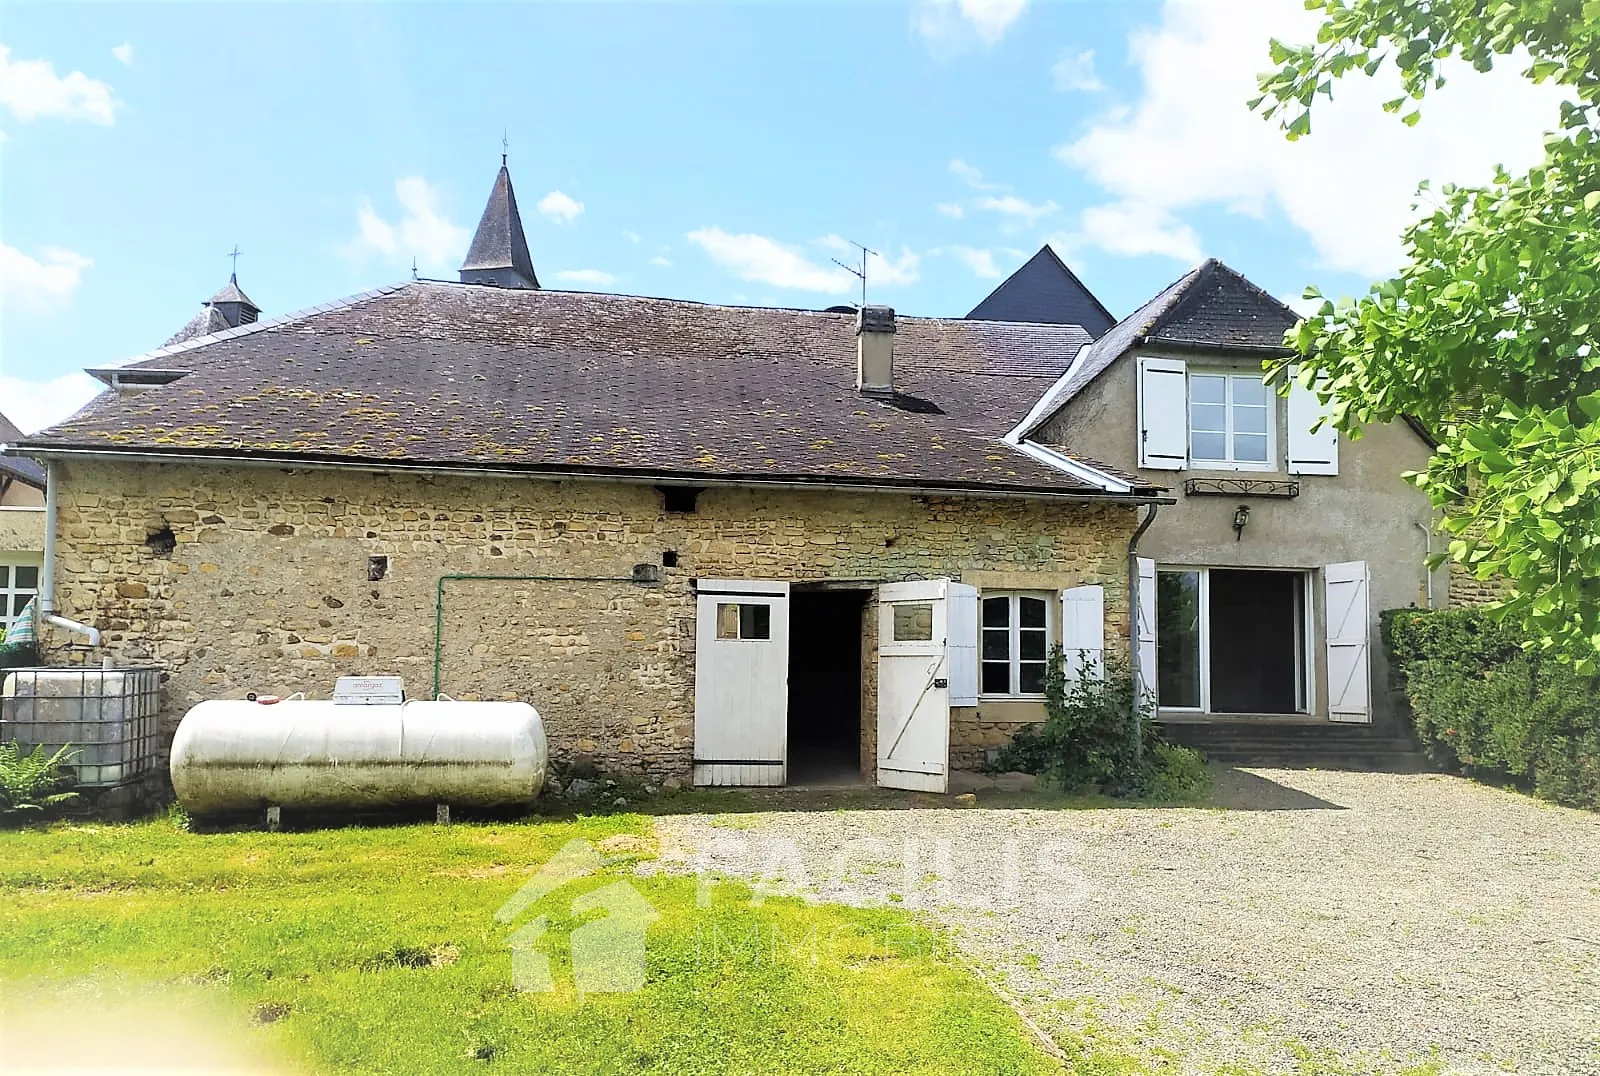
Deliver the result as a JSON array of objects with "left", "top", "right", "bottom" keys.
[{"left": 831, "top": 240, "right": 877, "bottom": 308}]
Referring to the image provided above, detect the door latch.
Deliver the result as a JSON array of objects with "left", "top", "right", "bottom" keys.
[{"left": 933, "top": 678, "right": 949, "bottom": 689}]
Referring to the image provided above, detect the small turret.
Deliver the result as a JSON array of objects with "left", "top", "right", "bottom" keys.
[{"left": 459, "top": 158, "right": 539, "bottom": 289}]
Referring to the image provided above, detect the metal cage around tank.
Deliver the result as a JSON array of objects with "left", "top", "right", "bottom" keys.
[{"left": 0, "top": 667, "right": 162, "bottom": 787}]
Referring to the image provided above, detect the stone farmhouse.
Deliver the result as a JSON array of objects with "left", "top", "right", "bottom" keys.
[{"left": 9, "top": 162, "right": 1444, "bottom": 789}]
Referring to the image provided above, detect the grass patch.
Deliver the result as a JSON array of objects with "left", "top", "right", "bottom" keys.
[{"left": 0, "top": 813, "right": 1059, "bottom": 1075}]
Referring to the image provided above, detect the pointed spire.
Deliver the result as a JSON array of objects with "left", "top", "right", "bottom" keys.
[{"left": 459, "top": 160, "right": 539, "bottom": 290}]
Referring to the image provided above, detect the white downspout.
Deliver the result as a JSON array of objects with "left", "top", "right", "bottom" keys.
[{"left": 40, "top": 461, "right": 101, "bottom": 647}]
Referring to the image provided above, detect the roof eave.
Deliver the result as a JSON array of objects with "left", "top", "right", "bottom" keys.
[{"left": 18, "top": 443, "right": 1169, "bottom": 503}]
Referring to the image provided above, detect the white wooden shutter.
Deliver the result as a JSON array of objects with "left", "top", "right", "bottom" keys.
[
  {"left": 1324, "top": 561, "right": 1371, "bottom": 723},
  {"left": 1287, "top": 368, "right": 1339, "bottom": 475},
  {"left": 947, "top": 582, "right": 979, "bottom": 707},
  {"left": 1059, "top": 584, "right": 1105, "bottom": 681},
  {"left": 1135, "top": 558, "right": 1157, "bottom": 710},
  {"left": 1137, "top": 356, "right": 1188, "bottom": 470}
]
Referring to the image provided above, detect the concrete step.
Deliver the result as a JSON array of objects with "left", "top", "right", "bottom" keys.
[{"left": 1159, "top": 722, "right": 1439, "bottom": 773}]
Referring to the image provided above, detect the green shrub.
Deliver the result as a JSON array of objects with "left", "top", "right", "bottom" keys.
[
  {"left": 0, "top": 642, "right": 40, "bottom": 670},
  {"left": 990, "top": 646, "right": 1210, "bottom": 801},
  {"left": 1383, "top": 608, "right": 1600, "bottom": 810},
  {"left": 0, "top": 741, "right": 78, "bottom": 819}
]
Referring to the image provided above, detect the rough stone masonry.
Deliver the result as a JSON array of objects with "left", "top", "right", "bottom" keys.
[{"left": 46, "top": 460, "right": 1134, "bottom": 781}]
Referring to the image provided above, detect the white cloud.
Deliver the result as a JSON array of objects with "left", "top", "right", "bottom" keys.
[
  {"left": 0, "top": 371, "right": 102, "bottom": 434},
  {"left": 944, "top": 246, "right": 1005, "bottom": 279},
  {"left": 650, "top": 255, "right": 671, "bottom": 268},
  {"left": 949, "top": 158, "right": 1005, "bottom": 191},
  {"left": 1074, "top": 201, "right": 1202, "bottom": 262},
  {"left": 976, "top": 194, "right": 1058, "bottom": 226},
  {"left": 537, "top": 190, "right": 584, "bottom": 225},
  {"left": 621, "top": 229, "right": 641, "bottom": 244},
  {"left": 935, "top": 202, "right": 965, "bottom": 219},
  {"left": 111, "top": 43, "right": 134, "bottom": 66},
  {"left": 1051, "top": 49, "right": 1102, "bottom": 92},
  {"left": 0, "top": 242, "right": 91, "bottom": 309},
  {"left": 347, "top": 177, "right": 468, "bottom": 271},
  {"left": 913, "top": 0, "right": 1029, "bottom": 57},
  {"left": 553, "top": 268, "right": 616, "bottom": 287},
  {"left": 687, "top": 228, "right": 920, "bottom": 293},
  {"left": 0, "top": 45, "right": 117, "bottom": 124},
  {"left": 1055, "top": 0, "right": 1567, "bottom": 276}
]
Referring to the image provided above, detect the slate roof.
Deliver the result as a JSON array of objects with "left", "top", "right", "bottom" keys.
[
  {"left": 967, "top": 246, "right": 1116, "bottom": 338},
  {"left": 460, "top": 164, "right": 538, "bottom": 288},
  {"left": 209, "top": 276, "right": 258, "bottom": 310},
  {"left": 1014, "top": 258, "right": 1298, "bottom": 439},
  {"left": 21, "top": 282, "right": 1157, "bottom": 498},
  {"left": 0, "top": 411, "right": 46, "bottom": 488},
  {"left": 164, "top": 303, "right": 233, "bottom": 347}
]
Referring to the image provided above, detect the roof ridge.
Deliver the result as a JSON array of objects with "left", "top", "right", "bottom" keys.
[{"left": 111, "top": 282, "right": 414, "bottom": 371}]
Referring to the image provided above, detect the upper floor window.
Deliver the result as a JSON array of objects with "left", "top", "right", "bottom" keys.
[{"left": 1188, "top": 371, "right": 1272, "bottom": 468}]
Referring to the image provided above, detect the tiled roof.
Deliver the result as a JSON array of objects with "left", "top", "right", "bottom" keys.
[
  {"left": 460, "top": 164, "right": 538, "bottom": 287},
  {"left": 967, "top": 246, "right": 1116, "bottom": 337},
  {"left": 164, "top": 304, "right": 233, "bottom": 347},
  {"left": 1013, "top": 259, "right": 1298, "bottom": 439},
  {"left": 23, "top": 282, "right": 1157, "bottom": 498},
  {"left": 0, "top": 411, "right": 46, "bottom": 487},
  {"left": 208, "top": 276, "right": 258, "bottom": 310}
]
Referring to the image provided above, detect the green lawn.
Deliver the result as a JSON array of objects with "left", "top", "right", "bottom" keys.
[{"left": 0, "top": 812, "right": 1059, "bottom": 1075}]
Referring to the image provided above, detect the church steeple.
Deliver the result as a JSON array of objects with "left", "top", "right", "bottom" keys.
[{"left": 458, "top": 160, "right": 539, "bottom": 289}]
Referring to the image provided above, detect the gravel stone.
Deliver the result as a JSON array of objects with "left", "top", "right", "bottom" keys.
[{"left": 652, "top": 769, "right": 1600, "bottom": 1075}]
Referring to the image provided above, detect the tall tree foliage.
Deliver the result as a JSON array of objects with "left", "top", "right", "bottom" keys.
[{"left": 1253, "top": 1, "right": 1600, "bottom": 670}]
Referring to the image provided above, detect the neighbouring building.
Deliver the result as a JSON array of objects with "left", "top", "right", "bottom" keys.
[
  {"left": 10, "top": 162, "right": 1446, "bottom": 787},
  {"left": 0, "top": 410, "right": 45, "bottom": 638}
]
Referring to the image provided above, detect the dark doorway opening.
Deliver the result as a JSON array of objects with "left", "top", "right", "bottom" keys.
[
  {"left": 1208, "top": 569, "right": 1305, "bottom": 714},
  {"left": 787, "top": 589, "right": 868, "bottom": 785}
]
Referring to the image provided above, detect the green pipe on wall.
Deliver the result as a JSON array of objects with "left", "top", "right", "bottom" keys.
[{"left": 432, "top": 572, "right": 652, "bottom": 699}]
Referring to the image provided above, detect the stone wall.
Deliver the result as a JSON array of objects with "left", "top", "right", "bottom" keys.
[
  {"left": 0, "top": 506, "right": 45, "bottom": 556},
  {"left": 45, "top": 460, "right": 1135, "bottom": 782},
  {"left": 1448, "top": 567, "right": 1512, "bottom": 608}
]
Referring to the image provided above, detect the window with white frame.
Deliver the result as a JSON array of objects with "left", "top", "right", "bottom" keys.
[
  {"left": 1156, "top": 567, "right": 1309, "bottom": 714},
  {"left": 981, "top": 592, "right": 1051, "bottom": 696},
  {"left": 0, "top": 560, "right": 41, "bottom": 635},
  {"left": 1188, "top": 371, "right": 1272, "bottom": 468}
]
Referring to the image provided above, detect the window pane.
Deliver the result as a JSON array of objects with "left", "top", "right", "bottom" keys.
[
  {"left": 1019, "top": 629, "right": 1046, "bottom": 661},
  {"left": 892, "top": 603, "right": 933, "bottom": 642},
  {"left": 1019, "top": 662, "right": 1046, "bottom": 694},
  {"left": 1190, "top": 375, "right": 1225, "bottom": 405},
  {"left": 982, "top": 628, "right": 1009, "bottom": 661},
  {"left": 1157, "top": 571, "right": 1202, "bottom": 708},
  {"left": 1231, "top": 376, "right": 1268, "bottom": 405},
  {"left": 716, "top": 603, "right": 740, "bottom": 640},
  {"left": 981, "top": 662, "right": 1010, "bottom": 695},
  {"left": 1233, "top": 404, "right": 1268, "bottom": 435},
  {"left": 14, "top": 566, "right": 38, "bottom": 590},
  {"left": 11, "top": 594, "right": 29, "bottom": 617},
  {"left": 982, "top": 596, "right": 1010, "bottom": 628},
  {"left": 1190, "top": 431, "right": 1227, "bottom": 461},
  {"left": 741, "top": 603, "right": 771, "bottom": 640},
  {"left": 1018, "top": 597, "right": 1046, "bottom": 628},
  {"left": 1233, "top": 433, "right": 1269, "bottom": 462},
  {"left": 1190, "top": 402, "right": 1226, "bottom": 433}
]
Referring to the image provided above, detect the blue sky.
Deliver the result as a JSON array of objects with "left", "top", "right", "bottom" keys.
[{"left": 0, "top": 1, "right": 1565, "bottom": 432}]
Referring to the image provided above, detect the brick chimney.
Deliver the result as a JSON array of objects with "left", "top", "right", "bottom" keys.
[{"left": 856, "top": 305, "right": 895, "bottom": 395}]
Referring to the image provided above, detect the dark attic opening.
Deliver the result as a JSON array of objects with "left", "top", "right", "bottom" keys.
[{"left": 786, "top": 589, "right": 868, "bottom": 785}]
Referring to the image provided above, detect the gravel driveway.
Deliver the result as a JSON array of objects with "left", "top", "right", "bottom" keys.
[{"left": 650, "top": 769, "right": 1600, "bottom": 1075}]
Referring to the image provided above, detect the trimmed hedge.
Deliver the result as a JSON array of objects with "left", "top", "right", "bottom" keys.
[{"left": 1383, "top": 608, "right": 1600, "bottom": 810}]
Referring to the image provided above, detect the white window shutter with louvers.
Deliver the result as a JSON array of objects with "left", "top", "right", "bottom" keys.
[
  {"left": 1135, "top": 559, "right": 1157, "bottom": 710},
  {"left": 1059, "top": 585, "right": 1105, "bottom": 682},
  {"left": 947, "top": 582, "right": 980, "bottom": 707},
  {"left": 1324, "top": 561, "right": 1371, "bottom": 723},
  {"left": 1137, "top": 356, "right": 1188, "bottom": 470},
  {"left": 1287, "top": 368, "right": 1339, "bottom": 475}
]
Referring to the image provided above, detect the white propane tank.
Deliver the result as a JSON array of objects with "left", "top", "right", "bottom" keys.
[{"left": 169, "top": 688, "right": 547, "bottom": 814}]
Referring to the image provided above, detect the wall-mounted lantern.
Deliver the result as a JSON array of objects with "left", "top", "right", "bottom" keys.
[{"left": 1232, "top": 504, "right": 1250, "bottom": 541}]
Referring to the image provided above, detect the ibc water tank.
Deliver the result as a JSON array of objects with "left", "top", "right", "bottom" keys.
[{"left": 169, "top": 696, "right": 547, "bottom": 814}]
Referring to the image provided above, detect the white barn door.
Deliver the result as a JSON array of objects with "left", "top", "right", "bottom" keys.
[
  {"left": 877, "top": 579, "right": 954, "bottom": 792},
  {"left": 1324, "top": 561, "right": 1371, "bottom": 724},
  {"left": 693, "top": 579, "right": 790, "bottom": 786}
]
